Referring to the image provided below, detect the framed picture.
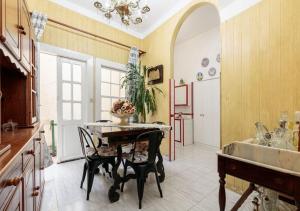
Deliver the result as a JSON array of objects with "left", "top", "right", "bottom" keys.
[{"left": 147, "top": 65, "right": 163, "bottom": 85}]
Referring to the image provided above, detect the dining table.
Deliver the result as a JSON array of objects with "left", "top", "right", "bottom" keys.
[{"left": 84, "top": 122, "right": 171, "bottom": 203}]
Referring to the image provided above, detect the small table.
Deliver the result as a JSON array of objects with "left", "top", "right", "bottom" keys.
[
  {"left": 218, "top": 153, "right": 300, "bottom": 211},
  {"left": 85, "top": 122, "right": 171, "bottom": 202}
]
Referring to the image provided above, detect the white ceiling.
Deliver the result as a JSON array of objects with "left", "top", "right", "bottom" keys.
[
  {"left": 49, "top": 0, "right": 253, "bottom": 39},
  {"left": 175, "top": 4, "right": 220, "bottom": 44}
]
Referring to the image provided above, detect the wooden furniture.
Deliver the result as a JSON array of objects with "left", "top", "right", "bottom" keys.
[
  {"left": 0, "top": 0, "right": 44, "bottom": 210},
  {"left": 0, "top": 0, "right": 37, "bottom": 125},
  {"left": 121, "top": 130, "right": 164, "bottom": 209},
  {"left": 86, "top": 123, "right": 170, "bottom": 203},
  {"left": 218, "top": 154, "right": 300, "bottom": 211}
]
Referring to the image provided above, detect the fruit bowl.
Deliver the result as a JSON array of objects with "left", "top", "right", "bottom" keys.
[{"left": 111, "top": 99, "right": 135, "bottom": 125}]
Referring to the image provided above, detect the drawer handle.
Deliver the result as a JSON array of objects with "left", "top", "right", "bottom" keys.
[
  {"left": 27, "top": 150, "right": 35, "bottom": 156},
  {"left": 34, "top": 138, "right": 42, "bottom": 142},
  {"left": 34, "top": 186, "right": 40, "bottom": 190},
  {"left": 5, "top": 177, "right": 22, "bottom": 187},
  {"left": 16, "top": 25, "right": 24, "bottom": 30},
  {"left": 20, "top": 30, "right": 26, "bottom": 35},
  {"left": 40, "top": 130, "right": 45, "bottom": 134},
  {"left": 32, "top": 191, "right": 39, "bottom": 197}
]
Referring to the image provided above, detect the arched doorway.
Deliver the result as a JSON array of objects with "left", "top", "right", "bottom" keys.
[{"left": 170, "top": 2, "right": 221, "bottom": 158}]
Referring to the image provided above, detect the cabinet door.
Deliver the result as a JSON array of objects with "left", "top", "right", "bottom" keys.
[
  {"left": 3, "top": 184, "right": 22, "bottom": 211},
  {"left": 34, "top": 137, "right": 42, "bottom": 210},
  {"left": 4, "top": 184, "right": 22, "bottom": 211},
  {"left": 24, "top": 159, "right": 35, "bottom": 211},
  {"left": 20, "top": 0, "right": 31, "bottom": 71},
  {"left": 0, "top": 0, "right": 21, "bottom": 59}
]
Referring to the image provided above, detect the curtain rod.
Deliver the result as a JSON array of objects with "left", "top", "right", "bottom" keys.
[{"left": 31, "top": 13, "right": 146, "bottom": 56}]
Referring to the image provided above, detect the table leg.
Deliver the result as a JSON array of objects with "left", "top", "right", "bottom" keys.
[
  {"left": 219, "top": 173, "right": 226, "bottom": 211},
  {"left": 156, "top": 150, "right": 165, "bottom": 183},
  {"left": 108, "top": 145, "right": 122, "bottom": 203}
]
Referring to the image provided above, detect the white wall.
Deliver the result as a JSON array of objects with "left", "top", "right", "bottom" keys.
[
  {"left": 174, "top": 26, "right": 221, "bottom": 147},
  {"left": 174, "top": 27, "right": 221, "bottom": 83}
]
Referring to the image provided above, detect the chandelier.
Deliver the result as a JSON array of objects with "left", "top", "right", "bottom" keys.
[{"left": 94, "top": 0, "right": 150, "bottom": 25}]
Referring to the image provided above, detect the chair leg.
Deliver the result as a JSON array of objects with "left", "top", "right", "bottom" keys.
[
  {"left": 86, "top": 162, "right": 97, "bottom": 200},
  {"left": 136, "top": 175, "right": 145, "bottom": 209},
  {"left": 80, "top": 162, "right": 87, "bottom": 188},
  {"left": 102, "top": 163, "right": 109, "bottom": 176},
  {"left": 154, "top": 168, "right": 163, "bottom": 198},
  {"left": 121, "top": 161, "right": 128, "bottom": 192}
]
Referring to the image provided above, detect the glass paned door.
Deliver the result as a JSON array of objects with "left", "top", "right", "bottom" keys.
[{"left": 57, "top": 57, "right": 86, "bottom": 162}]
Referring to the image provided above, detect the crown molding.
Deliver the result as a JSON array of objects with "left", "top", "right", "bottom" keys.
[
  {"left": 220, "top": 0, "right": 262, "bottom": 22},
  {"left": 141, "top": 0, "right": 194, "bottom": 38}
]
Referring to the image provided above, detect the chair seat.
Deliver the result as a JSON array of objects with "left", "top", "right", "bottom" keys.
[
  {"left": 125, "top": 151, "right": 149, "bottom": 163},
  {"left": 124, "top": 141, "right": 149, "bottom": 163}
]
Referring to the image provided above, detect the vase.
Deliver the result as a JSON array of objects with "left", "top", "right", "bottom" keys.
[{"left": 111, "top": 113, "right": 132, "bottom": 126}]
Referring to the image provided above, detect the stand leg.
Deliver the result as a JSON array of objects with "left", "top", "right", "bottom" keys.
[
  {"left": 219, "top": 173, "right": 226, "bottom": 211},
  {"left": 231, "top": 183, "right": 255, "bottom": 211},
  {"left": 108, "top": 146, "right": 122, "bottom": 203},
  {"left": 156, "top": 150, "right": 165, "bottom": 182}
]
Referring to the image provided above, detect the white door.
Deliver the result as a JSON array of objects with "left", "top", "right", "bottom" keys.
[
  {"left": 57, "top": 57, "right": 86, "bottom": 162},
  {"left": 193, "top": 78, "right": 220, "bottom": 147}
]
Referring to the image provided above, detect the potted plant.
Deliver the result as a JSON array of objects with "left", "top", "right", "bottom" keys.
[{"left": 121, "top": 63, "right": 163, "bottom": 123}]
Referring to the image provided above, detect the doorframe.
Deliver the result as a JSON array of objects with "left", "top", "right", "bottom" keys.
[{"left": 39, "top": 43, "right": 93, "bottom": 163}]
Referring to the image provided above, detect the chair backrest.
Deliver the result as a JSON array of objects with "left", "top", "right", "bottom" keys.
[
  {"left": 132, "top": 130, "right": 164, "bottom": 164},
  {"left": 78, "top": 127, "right": 98, "bottom": 159}
]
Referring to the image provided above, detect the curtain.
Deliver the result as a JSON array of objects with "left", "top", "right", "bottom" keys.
[{"left": 31, "top": 11, "right": 48, "bottom": 40}]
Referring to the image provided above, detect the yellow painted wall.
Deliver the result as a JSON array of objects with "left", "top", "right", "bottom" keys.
[
  {"left": 26, "top": 0, "right": 142, "bottom": 64},
  {"left": 221, "top": 0, "right": 300, "bottom": 192}
]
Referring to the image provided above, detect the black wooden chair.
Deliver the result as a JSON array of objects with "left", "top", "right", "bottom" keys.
[
  {"left": 121, "top": 130, "right": 164, "bottom": 209},
  {"left": 78, "top": 127, "right": 117, "bottom": 200}
]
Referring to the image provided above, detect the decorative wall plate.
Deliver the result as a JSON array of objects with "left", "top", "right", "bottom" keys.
[
  {"left": 208, "top": 67, "right": 217, "bottom": 76},
  {"left": 216, "top": 54, "right": 221, "bottom": 63},
  {"left": 197, "top": 72, "right": 203, "bottom": 81},
  {"left": 201, "top": 58, "right": 209, "bottom": 67}
]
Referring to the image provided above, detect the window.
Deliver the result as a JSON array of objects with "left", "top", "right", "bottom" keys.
[{"left": 100, "top": 67, "right": 126, "bottom": 121}]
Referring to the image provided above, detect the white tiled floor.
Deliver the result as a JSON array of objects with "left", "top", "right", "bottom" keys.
[{"left": 40, "top": 144, "right": 295, "bottom": 211}]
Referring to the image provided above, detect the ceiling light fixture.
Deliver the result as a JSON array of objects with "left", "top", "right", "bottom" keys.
[{"left": 94, "top": 0, "right": 150, "bottom": 26}]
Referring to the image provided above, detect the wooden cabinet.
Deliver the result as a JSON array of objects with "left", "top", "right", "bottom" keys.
[
  {"left": 0, "top": 126, "right": 45, "bottom": 211},
  {"left": 0, "top": 0, "right": 21, "bottom": 60},
  {"left": 0, "top": 0, "right": 32, "bottom": 72},
  {"left": 0, "top": 0, "right": 43, "bottom": 209}
]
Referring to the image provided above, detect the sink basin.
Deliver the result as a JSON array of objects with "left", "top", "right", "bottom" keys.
[{"left": 219, "top": 139, "right": 300, "bottom": 177}]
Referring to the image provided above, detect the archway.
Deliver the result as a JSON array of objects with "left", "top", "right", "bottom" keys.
[{"left": 170, "top": 2, "right": 221, "bottom": 159}]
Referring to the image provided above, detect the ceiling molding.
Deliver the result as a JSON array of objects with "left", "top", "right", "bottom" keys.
[
  {"left": 141, "top": 0, "right": 194, "bottom": 38},
  {"left": 220, "top": 0, "right": 262, "bottom": 22},
  {"left": 49, "top": 0, "right": 262, "bottom": 39}
]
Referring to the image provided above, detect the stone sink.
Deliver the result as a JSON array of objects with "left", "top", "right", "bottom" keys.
[{"left": 219, "top": 139, "right": 300, "bottom": 177}]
